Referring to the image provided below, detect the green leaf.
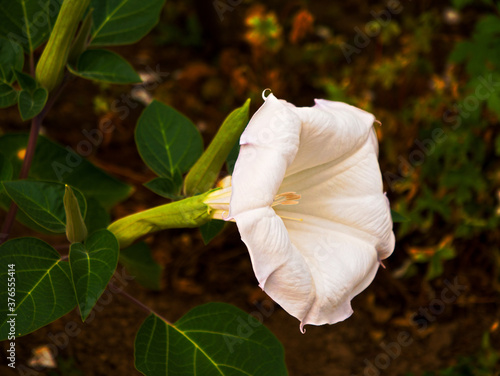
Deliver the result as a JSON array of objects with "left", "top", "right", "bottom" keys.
[
  {"left": 184, "top": 99, "right": 250, "bottom": 196},
  {"left": 0, "top": 83, "right": 18, "bottom": 108},
  {"left": 0, "top": 237, "right": 76, "bottom": 340},
  {"left": 84, "top": 197, "right": 110, "bottom": 235},
  {"left": 135, "top": 303, "right": 288, "bottom": 376},
  {"left": 69, "top": 229, "right": 119, "bottom": 321},
  {"left": 143, "top": 173, "right": 183, "bottom": 200},
  {"left": 90, "top": 0, "right": 165, "bottom": 46},
  {"left": 0, "top": 134, "right": 133, "bottom": 208},
  {"left": 2, "top": 180, "right": 87, "bottom": 233},
  {"left": 135, "top": 100, "right": 203, "bottom": 177},
  {"left": 0, "top": 0, "right": 62, "bottom": 53},
  {"left": 68, "top": 49, "right": 141, "bottom": 84},
  {"left": 0, "top": 154, "right": 13, "bottom": 182},
  {"left": 14, "top": 70, "right": 37, "bottom": 91},
  {"left": 18, "top": 87, "right": 48, "bottom": 120},
  {"left": 391, "top": 209, "right": 409, "bottom": 223},
  {"left": 226, "top": 140, "right": 240, "bottom": 175},
  {"left": 0, "top": 37, "right": 24, "bottom": 84},
  {"left": 199, "top": 219, "right": 225, "bottom": 245},
  {"left": 13, "top": 70, "right": 48, "bottom": 119},
  {"left": 68, "top": 8, "right": 94, "bottom": 64},
  {"left": 119, "top": 242, "right": 163, "bottom": 291}
]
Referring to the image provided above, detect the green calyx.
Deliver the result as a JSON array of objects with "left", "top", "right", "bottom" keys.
[{"left": 108, "top": 193, "right": 214, "bottom": 249}]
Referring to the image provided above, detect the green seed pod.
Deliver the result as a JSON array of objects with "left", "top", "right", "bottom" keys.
[{"left": 36, "top": 0, "right": 91, "bottom": 91}]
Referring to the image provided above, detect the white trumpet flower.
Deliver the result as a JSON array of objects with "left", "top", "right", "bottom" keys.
[{"left": 206, "top": 92, "right": 395, "bottom": 331}]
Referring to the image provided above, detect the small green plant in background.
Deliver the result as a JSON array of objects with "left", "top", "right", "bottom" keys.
[{"left": 406, "top": 332, "right": 499, "bottom": 376}]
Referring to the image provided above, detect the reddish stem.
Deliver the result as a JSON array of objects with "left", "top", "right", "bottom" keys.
[{"left": 0, "top": 74, "right": 70, "bottom": 245}]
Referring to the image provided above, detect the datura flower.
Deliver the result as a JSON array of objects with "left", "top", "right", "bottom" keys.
[{"left": 206, "top": 91, "right": 395, "bottom": 332}]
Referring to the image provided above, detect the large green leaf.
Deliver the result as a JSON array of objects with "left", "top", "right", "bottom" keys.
[
  {"left": 119, "top": 242, "right": 163, "bottom": 291},
  {"left": 0, "top": 134, "right": 133, "bottom": 208},
  {"left": 135, "top": 303, "right": 288, "bottom": 376},
  {"left": 0, "top": 237, "right": 76, "bottom": 340},
  {"left": 0, "top": 0, "right": 62, "bottom": 53},
  {"left": 135, "top": 100, "right": 203, "bottom": 177},
  {"left": 68, "top": 49, "right": 141, "bottom": 84},
  {"left": 69, "top": 229, "right": 119, "bottom": 321},
  {"left": 2, "top": 180, "right": 87, "bottom": 233},
  {"left": 90, "top": 0, "right": 165, "bottom": 46},
  {"left": 0, "top": 37, "right": 24, "bottom": 84}
]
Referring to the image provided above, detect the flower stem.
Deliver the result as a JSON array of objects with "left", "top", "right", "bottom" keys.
[
  {"left": 19, "top": 113, "right": 43, "bottom": 179},
  {"left": 0, "top": 113, "right": 43, "bottom": 244},
  {"left": 0, "top": 75, "right": 69, "bottom": 245}
]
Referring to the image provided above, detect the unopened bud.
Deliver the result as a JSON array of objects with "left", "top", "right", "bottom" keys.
[
  {"left": 183, "top": 99, "right": 250, "bottom": 196},
  {"left": 36, "top": 0, "right": 91, "bottom": 91},
  {"left": 64, "top": 185, "right": 88, "bottom": 243}
]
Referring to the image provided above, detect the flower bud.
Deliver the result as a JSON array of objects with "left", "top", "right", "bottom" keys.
[
  {"left": 64, "top": 185, "right": 88, "bottom": 244},
  {"left": 36, "top": 0, "right": 91, "bottom": 91},
  {"left": 183, "top": 99, "right": 250, "bottom": 196}
]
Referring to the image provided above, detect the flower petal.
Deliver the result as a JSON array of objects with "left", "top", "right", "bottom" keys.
[
  {"left": 283, "top": 100, "right": 376, "bottom": 176},
  {"left": 234, "top": 207, "right": 315, "bottom": 322},
  {"left": 229, "top": 93, "right": 301, "bottom": 217},
  {"left": 284, "top": 218, "right": 381, "bottom": 327},
  {"left": 229, "top": 94, "right": 395, "bottom": 330},
  {"left": 278, "top": 136, "right": 395, "bottom": 259}
]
